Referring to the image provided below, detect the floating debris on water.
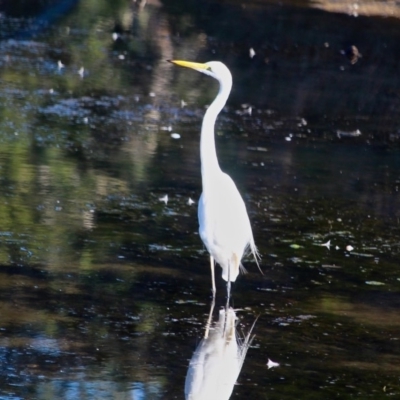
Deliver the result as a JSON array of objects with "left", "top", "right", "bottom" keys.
[
  {"left": 236, "top": 104, "right": 252, "bottom": 116},
  {"left": 149, "top": 244, "right": 172, "bottom": 251},
  {"left": 351, "top": 252, "right": 374, "bottom": 258},
  {"left": 159, "top": 194, "right": 168, "bottom": 204},
  {"left": 175, "top": 299, "right": 197, "bottom": 304},
  {"left": 365, "top": 281, "right": 385, "bottom": 286},
  {"left": 247, "top": 146, "right": 268, "bottom": 152},
  {"left": 171, "top": 133, "right": 181, "bottom": 139},
  {"left": 299, "top": 118, "right": 307, "bottom": 126},
  {"left": 318, "top": 240, "right": 331, "bottom": 250},
  {"left": 337, "top": 129, "right": 361, "bottom": 138},
  {"left": 267, "top": 359, "right": 279, "bottom": 369},
  {"left": 341, "top": 45, "right": 362, "bottom": 64},
  {"left": 273, "top": 315, "right": 316, "bottom": 326},
  {"left": 188, "top": 198, "right": 195, "bottom": 206}
]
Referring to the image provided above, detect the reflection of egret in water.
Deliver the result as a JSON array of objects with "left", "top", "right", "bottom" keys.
[{"left": 185, "top": 306, "right": 256, "bottom": 400}]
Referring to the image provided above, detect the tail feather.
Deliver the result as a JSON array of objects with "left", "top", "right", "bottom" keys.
[
  {"left": 238, "top": 238, "right": 263, "bottom": 276},
  {"left": 249, "top": 238, "right": 263, "bottom": 275},
  {"left": 239, "top": 263, "right": 247, "bottom": 275}
]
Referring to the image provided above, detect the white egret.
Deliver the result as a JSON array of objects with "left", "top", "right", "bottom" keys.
[{"left": 169, "top": 60, "right": 261, "bottom": 298}]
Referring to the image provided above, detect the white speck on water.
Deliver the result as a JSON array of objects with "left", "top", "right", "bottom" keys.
[
  {"left": 188, "top": 198, "right": 195, "bottom": 206},
  {"left": 171, "top": 133, "right": 181, "bottom": 139},
  {"left": 365, "top": 281, "right": 385, "bottom": 286},
  {"left": 267, "top": 359, "right": 280, "bottom": 369},
  {"left": 346, "top": 245, "right": 354, "bottom": 251},
  {"left": 159, "top": 194, "right": 168, "bottom": 205},
  {"left": 249, "top": 47, "right": 256, "bottom": 58},
  {"left": 321, "top": 240, "right": 331, "bottom": 250},
  {"left": 337, "top": 129, "right": 361, "bottom": 139}
]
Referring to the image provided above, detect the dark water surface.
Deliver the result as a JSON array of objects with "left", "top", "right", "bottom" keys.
[{"left": 0, "top": 0, "right": 400, "bottom": 399}]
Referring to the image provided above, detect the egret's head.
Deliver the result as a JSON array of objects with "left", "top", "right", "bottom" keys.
[{"left": 168, "top": 60, "right": 232, "bottom": 86}]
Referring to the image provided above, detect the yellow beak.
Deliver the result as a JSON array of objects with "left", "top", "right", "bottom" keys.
[{"left": 168, "top": 60, "right": 209, "bottom": 71}]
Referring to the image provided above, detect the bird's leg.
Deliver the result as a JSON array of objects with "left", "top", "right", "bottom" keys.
[
  {"left": 226, "top": 280, "right": 231, "bottom": 309},
  {"left": 210, "top": 255, "right": 216, "bottom": 297},
  {"left": 226, "top": 260, "right": 231, "bottom": 307},
  {"left": 204, "top": 296, "right": 215, "bottom": 339},
  {"left": 224, "top": 261, "right": 231, "bottom": 333}
]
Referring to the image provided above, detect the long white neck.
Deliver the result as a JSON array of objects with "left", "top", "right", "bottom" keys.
[{"left": 200, "top": 77, "right": 232, "bottom": 189}]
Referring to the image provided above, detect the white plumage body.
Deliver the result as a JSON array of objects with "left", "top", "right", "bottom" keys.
[{"left": 198, "top": 171, "right": 255, "bottom": 282}]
